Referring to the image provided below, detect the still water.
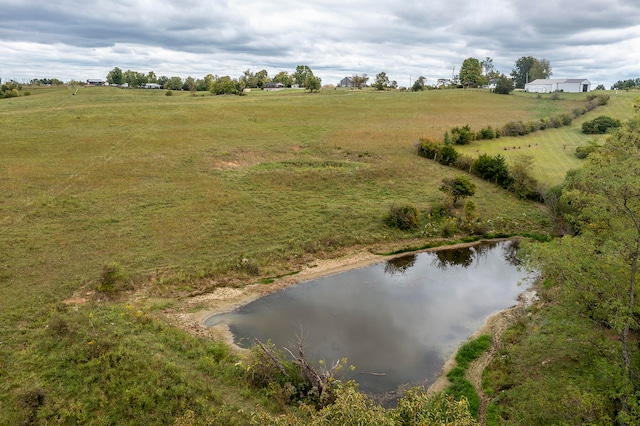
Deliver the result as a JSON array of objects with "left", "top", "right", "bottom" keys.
[{"left": 205, "top": 240, "right": 531, "bottom": 398}]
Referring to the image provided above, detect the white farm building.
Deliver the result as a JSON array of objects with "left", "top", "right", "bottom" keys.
[{"left": 525, "top": 79, "right": 591, "bottom": 93}]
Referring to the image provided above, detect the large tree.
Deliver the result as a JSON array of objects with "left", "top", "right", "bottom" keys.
[
  {"left": 511, "top": 56, "right": 552, "bottom": 88},
  {"left": 459, "top": 57, "right": 485, "bottom": 87},
  {"left": 528, "top": 111, "right": 640, "bottom": 422},
  {"left": 106, "top": 67, "right": 124, "bottom": 85},
  {"left": 272, "top": 71, "right": 293, "bottom": 87},
  {"left": 351, "top": 74, "right": 369, "bottom": 89},
  {"left": 373, "top": 72, "right": 390, "bottom": 90},
  {"left": 292, "top": 65, "right": 315, "bottom": 87}
]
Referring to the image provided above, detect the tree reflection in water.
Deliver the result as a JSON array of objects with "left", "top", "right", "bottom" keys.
[{"left": 384, "top": 254, "right": 417, "bottom": 275}]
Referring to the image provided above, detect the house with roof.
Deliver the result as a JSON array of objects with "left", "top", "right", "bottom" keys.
[
  {"left": 86, "top": 79, "right": 104, "bottom": 86},
  {"left": 263, "top": 82, "right": 285, "bottom": 91},
  {"left": 525, "top": 79, "right": 591, "bottom": 93},
  {"left": 338, "top": 77, "right": 355, "bottom": 88}
]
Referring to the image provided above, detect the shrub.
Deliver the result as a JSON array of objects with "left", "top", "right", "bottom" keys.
[
  {"left": 416, "top": 137, "right": 441, "bottom": 160},
  {"left": 96, "top": 262, "right": 127, "bottom": 293},
  {"left": 501, "top": 121, "right": 525, "bottom": 137},
  {"left": 451, "top": 125, "right": 475, "bottom": 145},
  {"left": 581, "top": 115, "right": 621, "bottom": 134},
  {"left": 572, "top": 107, "right": 586, "bottom": 118},
  {"left": 439, "top": 144, "right": 459, "bottom": 166},
  {"left": 454, "top": 154, "right": 474, "bottom": 173},
  {"left": 165, "top": 90, "right": 173, "bottom": 96},
  {"left": 385, "top": 203, "right": 420, "bottom": 231},
  {"left": 585, "top": 100, "right": 598, "bottom": 111},
  {"left": 472, "top": 154, "right": 512, "bottom": 188},
  {"left": 477, "top": 126, "right": 496, "bottom": 140},
  {"left": 575, "top": 139, "right": 601, "bottom": 159},
  {"left": 558, "top": 113, "right": 573, "bottom": 126},
  {"left": 439, "top": 175, "right": 476, "bottom": 205}
]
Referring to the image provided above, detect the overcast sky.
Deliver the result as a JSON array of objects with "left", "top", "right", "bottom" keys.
[{"left": 1, "top": 0, "right": 639, "bottom": 88}]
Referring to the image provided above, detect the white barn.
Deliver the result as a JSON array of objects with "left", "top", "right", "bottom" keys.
[{"left": 525, "top": 79, "right": 591, "bottom": 93}]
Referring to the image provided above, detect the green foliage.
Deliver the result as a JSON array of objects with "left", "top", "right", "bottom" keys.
[
  {"left": 455, "top": 334, "right": 492, "bottom": 369},
  {"left": 521, "top": 110, "right": 640, "bottom": 422},
  {"left": 574, "top": 139, "right": 601, "bottom": 159},
  {"left": 511, "top": 56, "right": 552, "bottom": 88},
  {"left": 508, "top": 155, "right": 541, "bottom": 200},
  {"left": 459, "top": 57, "right": 485, "bottom": 87},
  {"left": 451, "top": 125, "right": 475, "bottom": 145},
  {"left": 472, "top": 154, "right": 512, "bottom": 188},
  {"left": 477, "top": 126, "right": 496, "bottom": 140},
  {"left": 385, "top": 204, "right": 420, "bottom": 231},
  {"left": 493, "top": 75, "right": 515, "bottom": 95},
  {"left": 439, "top": 144, "right": 459, "bottom": 166},
  {"left": 581, "top": 115, "right": 622, "bottom": 134},
  {"left": 210, "top": 76, "right": 241, "bottom": 95},
  {"left": 1, "top": 80, "right": 22, "bottom": 98},
  {"left": 440, "top": 175, "right": 476, "bottom": 205},
  {"left": 446, "top": 367, "right": 480, "bottom": 418},
  {"left": 251, "top": 383, "right": 479, "bottom": 426},
  {"left": 411, "top": 76, "right": 427, "bottom": 91},
  {"left": 96, "top": 262, "right": 128, "bottom": 294}
]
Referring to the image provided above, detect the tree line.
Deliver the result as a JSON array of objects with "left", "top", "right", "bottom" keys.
[{"left": 104, "top": 65, "right": 321, "bottom": 94}]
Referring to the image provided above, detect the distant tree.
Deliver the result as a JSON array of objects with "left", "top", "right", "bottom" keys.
[
  {"left": 210, "top": 76, "right": 240, "bottom": 95},
  {"left": 511, "top": 56, "right": 552, "bottom": 88},
  {"left": 123, "top": 70, "right": 148, "bottom": 88},
  {"left": 494, "top": 74, "right": 515, "bottom": 94},
  {"left": 440, "top": 175, "right": 476, "bottom": 205},
  {"left": 293, "top": 65, "right": 315, "bottom": 87},
  {"left": 182, "top": 76, "right": 196, "bottom": 91},
  {"left": 106, "top": 67, "right": 124, "bottom": 85},
  {"left": 611, "top": 79, "right": 640, "bottom": 90},
  {"left": 255, "top": 69, "right": 270, "bottom": 88},
  {"left": 373, "top": 72, "right": 390, "bottom": 90},
  {"left": 351, "top": 74, "right": 369, "bottom": 89},
  {"left": 147, "top": 71, "right": 157, "bottom": 83},
  {"left": 411, "top": 76, "right": 427, "bottom": 91},
  {"left": 459, "top": 57, "right": 485, "bottom": 87},
  {"left": 595, "top": 84, "right": 605, "bottom": 90},
  {"left": 508, "top": 155, "right": 540, "bottom": 200},
  {"left": 157, "top": 75, "right": 169, "bottom": 87},
  {"left": 165, "top": 76, "right": 184, "bottom": 90},
  {"left": 304, "top": 75, "right": 321, "bottom": 93},
  {"left": 272, "top": 71, "right": 293, "bottom": 87}
]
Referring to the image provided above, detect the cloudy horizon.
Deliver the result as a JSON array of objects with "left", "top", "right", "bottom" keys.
[{"left": 1, "top": 0, "right": 639, "bottom": 89}]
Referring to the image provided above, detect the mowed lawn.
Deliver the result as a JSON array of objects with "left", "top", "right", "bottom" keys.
[{"left": 1, "top": 87, "right": 636, "bottom": 315}]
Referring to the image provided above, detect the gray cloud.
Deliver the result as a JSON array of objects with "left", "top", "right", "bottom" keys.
[{"left": 1, "top": 0, "right": 638, "bottom": 87}]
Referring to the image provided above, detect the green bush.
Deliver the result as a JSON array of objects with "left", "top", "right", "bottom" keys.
[
  {"left": 416, "top": 137, "right": 440, "bottom": 160},
  {"left": 439, "top": 144, "right": 459, "bottom": 166},
  {"left": 96, "top": 262, "right": 127, "bottom": 293},
  {"left": 385, "top": 203, "right": 420, "bottom": 231},
  {"left": 477, "top": 126, "right": 496, "bottom": 140},
  {"left": 575, "top": 139, "right": 601, "bottom": 159},
  {"left": 501, "top": 121, "right": 525, "bottom": 136},
  {"left": 581, "top": 115, "right": 621, "bottom": 134},
  {"left": 451, "top": 125, "right": 475, "bottom": 145}
]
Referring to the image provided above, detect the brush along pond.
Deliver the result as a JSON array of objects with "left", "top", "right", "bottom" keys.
[{"left": 205, "top": 240, "right": 532, "bottom": 401}]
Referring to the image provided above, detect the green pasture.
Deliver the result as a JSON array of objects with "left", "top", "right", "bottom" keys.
[{"left": 0, "top": 85, "right": 637, "bottom": 423}]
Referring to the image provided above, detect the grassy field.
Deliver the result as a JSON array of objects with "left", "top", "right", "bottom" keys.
[{"left": 0, "top": 86, "right": 637, "bottom": 423}]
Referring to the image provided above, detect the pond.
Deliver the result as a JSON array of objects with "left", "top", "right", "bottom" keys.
[{"left": 205, "top": 240, "right": 532, "bottom": 400}]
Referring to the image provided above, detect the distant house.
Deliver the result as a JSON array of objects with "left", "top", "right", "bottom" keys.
[
  {"left": 487, "top": 78, "right": 498, "bottom": 91},
  {"left": 338, "top": 77, "right": 355, "bottom": 88},
  {"left": 144, "top": 83, "right": 162, "bottom": 89},
  {"left": 263, "top": 82, "right": 285, "bottom": 91},
  {"left": 86, "top": 79, "right": 104, "bottom": 86},
  {"left": 525, "top": 79, "right": 591, "bottom": 93}
]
